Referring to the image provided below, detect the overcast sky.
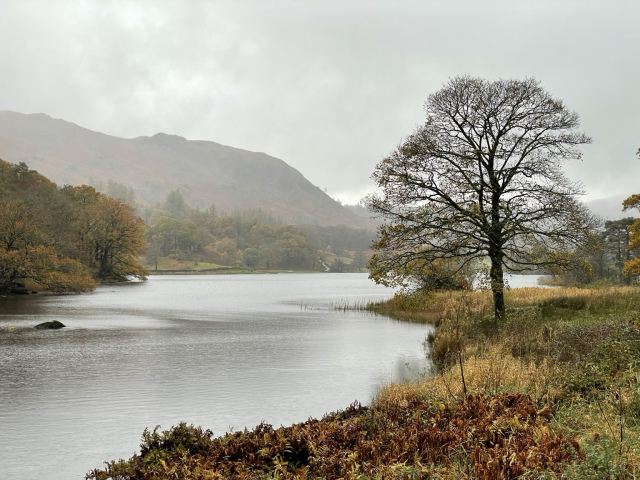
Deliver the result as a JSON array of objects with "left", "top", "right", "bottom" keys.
[{"left": 1, "top": 0, "right": 638, "bottom": 203}]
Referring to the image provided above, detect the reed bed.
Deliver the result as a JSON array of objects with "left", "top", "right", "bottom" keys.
[
  {"left": 330, "top": 298, "right": 380, "bottom": 312},
  {"left": 299, "top": 301, "right": 320, "bottom": 311}
]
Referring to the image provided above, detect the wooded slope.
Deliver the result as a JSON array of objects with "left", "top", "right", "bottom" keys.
[{"left": 0, "top": 111, "right": 372, "bottom": 227}]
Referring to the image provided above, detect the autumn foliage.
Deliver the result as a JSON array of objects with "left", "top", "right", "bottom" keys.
[
  {"left": 622, "top": 192, "right": 640, "bottom": 277},
  {"left": 0, "top": 159, "right": 147, "bottom": 292},
  {"left": 88, "top": 393, "right": 581, "bottom": 480}
]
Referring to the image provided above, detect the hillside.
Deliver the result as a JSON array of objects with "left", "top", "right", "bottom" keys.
[
  {"left": 585, "top": 193, "right": 635, "bottom": 220},
  {"left": 0, "top": 111, "right": 373, "bottom": 227}
]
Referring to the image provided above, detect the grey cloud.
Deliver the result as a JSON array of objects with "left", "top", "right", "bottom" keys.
[{"left": 0, "top": 0, "right": 638, "bottom": 204}]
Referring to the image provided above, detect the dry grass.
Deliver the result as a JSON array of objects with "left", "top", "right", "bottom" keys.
[
  {"left": 373, "top": 286, "right": 640, "bottom": 408},
  {"left": 375, "top": 346, "right": 558, "bottom": 407},
  {"left": 373, "top": 284, "right": 640, "bottom": 478},
  {"left": 371, "top": 285, "right": 640, "bottom": 325}
]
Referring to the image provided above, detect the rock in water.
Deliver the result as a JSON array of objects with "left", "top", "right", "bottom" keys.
[{"left": 34, "top": 320, "right": 66, "bottom": 330}]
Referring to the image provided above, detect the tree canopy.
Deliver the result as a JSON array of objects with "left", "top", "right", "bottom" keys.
[
  {"left": 0, "top": 159, "right": 147, "bottom": 293},
  {"left": 622, "top": 198, "right": 640, "bottom": 277},
  {"left": 366, "top": 76, "right": 596, "bottom": 318},
  {"left": 623, "top": 149, "right": 640, "bottom": 277},
  {"left": 144, "top": 195, "right": 320, "bottom": 271}
]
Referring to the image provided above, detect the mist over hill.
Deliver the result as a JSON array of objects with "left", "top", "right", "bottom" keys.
[
  {"left": 585, "top": 194, "right": 635, "bottom": 221},
  {"left": 0, "top": 111, "right": 373, "bottom": 228}
]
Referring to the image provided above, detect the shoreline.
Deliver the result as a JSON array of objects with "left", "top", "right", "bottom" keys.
[
  {"left": 88, "top": 284, "right": 640, "bottom": 478},
  {"left": 146, "top": 268, "right": 326, "bottom": 275}
]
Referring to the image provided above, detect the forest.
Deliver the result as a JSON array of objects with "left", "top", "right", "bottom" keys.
[
  {"left": 0, "top": 160, "right": 374, "bottom": 294},
  {"left": 0, "top": 160, "right": 147, "bottom": 294},
  {"left": 121, "top": 187, "right": 372, "bottom": 273},
  {"left": 143, "top": 190, "right": 320, "bottom": 271}
]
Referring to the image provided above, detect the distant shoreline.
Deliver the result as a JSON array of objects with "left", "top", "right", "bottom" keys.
[{"left": 146, "top": 269, "right": 329, "bottom": 275}]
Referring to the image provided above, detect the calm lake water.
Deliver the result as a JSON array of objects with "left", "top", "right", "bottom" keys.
[{"left": 0, "top": 273, "right": 432, "bottom": 480}]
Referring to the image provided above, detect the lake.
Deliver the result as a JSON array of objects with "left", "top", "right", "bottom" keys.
[{"left": 0, "top": 273, "right": 432, "bottom": 480}]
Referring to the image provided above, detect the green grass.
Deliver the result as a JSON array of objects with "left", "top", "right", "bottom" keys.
[{"left": 145, "top": 258, "right": 325, "bottom": 275}]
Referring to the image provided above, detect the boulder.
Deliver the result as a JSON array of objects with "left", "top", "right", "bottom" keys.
[{"left": 34, "top": 320, "right": 66, "bottom": 330}]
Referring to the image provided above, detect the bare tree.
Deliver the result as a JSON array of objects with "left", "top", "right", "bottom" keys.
[{"left": 366, "top": 76, "right": 596, "bottom": 318}]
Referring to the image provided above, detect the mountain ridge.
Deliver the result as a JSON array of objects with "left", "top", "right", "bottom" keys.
[{"left": 0, "top": 110, "right": 373, "bottom": 228}]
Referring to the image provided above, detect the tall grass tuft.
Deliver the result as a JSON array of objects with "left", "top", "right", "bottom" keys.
[{"left": 329, "top": 298, "right": 380, "bottom": 312}]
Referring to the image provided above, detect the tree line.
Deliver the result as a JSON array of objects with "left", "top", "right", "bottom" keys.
[
  {"left": 0, "top": 160, "right": 147, "bottom": 294},
  {"left": 622, "top": 158, "right": 640, "bottom": 278},
  {"left": 142, "top": 190, "right": 373, "bottom": 272},
  {"left": 565, "top": 214, "right": 640, "bottom": 284},
  {"left": 0, "top": 159, "right": 375, "bottom": 294}
]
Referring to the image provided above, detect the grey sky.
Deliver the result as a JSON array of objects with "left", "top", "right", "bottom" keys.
[{"left": 1, "top": 0, "right": 638, "bottom": 203}]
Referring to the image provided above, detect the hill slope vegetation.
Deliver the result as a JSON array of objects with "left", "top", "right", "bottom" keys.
[{"left": 0, "top": 111, "right": 372, "bottom": 227}]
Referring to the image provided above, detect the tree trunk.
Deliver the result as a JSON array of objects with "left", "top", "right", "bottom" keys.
[
  {"left": 489, "top": 253, "right": 505, "bottom": 319},
  {"left": 489, "top": 182, "right": 505, "bottom": 319},
  {"left": 98, "top": 247, "right": 110, "bottom": 280}
]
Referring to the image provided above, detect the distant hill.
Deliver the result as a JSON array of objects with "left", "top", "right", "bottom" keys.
[
  {"left": 586, "top": 194, "right": 636, "bottom": 220},
  {"left": 343, "top": 203, "right": 377, "bottom": 219},
  {"left": 0, "top": 111, "right": 374, "bottom": 228}
]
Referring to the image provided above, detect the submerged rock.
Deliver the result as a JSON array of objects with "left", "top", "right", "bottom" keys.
[{"left": 34, "top": 320, "right": 66, "bottom": 330}]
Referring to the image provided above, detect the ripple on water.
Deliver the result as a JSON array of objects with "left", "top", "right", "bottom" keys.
[{"left": 0, "top": 274, "right": 432, "bottom": 480}]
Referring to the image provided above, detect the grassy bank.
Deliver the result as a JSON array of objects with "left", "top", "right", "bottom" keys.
[
  {"left": 143, "top": 258, "right": 324, "bottom": 275},
  {"left": 372, "top": 285, "right": 640, "bottom": 478},
  {"left": 147, "top": 268, "right": 302, "bottom": 275},
  {"left": 88, "top": 285, "right": 640, "bottom": 479}
]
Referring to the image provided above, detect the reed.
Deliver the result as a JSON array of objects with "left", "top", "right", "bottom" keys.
[{"left": 329, "top": 298, "right": 380, "bottom": 312}]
